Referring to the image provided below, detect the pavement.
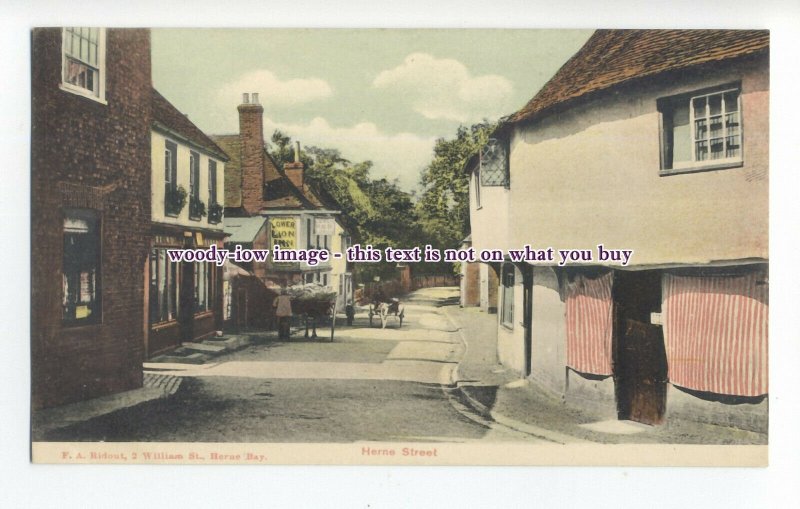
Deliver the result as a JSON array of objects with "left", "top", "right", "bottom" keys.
[{"left": 31, "top": 286, "right": 767, "bottom": 445}]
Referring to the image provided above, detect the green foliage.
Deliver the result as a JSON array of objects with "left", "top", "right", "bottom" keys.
[
  {"left": 165, "top": 185, "right": 187, "bottom": 216},
  {"left": 265, "top": 122, "right": 493, "bottom": 282},
  {"left": 416, "top": 121, "right": 495, "bottom": 251},
  {"left": 189, "top": 196, "right": 206, "bottom": 218},
  {"left": 208, "top": 202, "right": 224, "bottom": 223}
]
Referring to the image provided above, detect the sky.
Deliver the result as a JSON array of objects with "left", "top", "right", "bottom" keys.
[{"left": 152, "top": 29, "right": 593, "bottom": 191}]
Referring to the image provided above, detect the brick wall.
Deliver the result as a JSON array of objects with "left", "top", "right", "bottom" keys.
[
  {"left": 238, "top": 102, "right": 265, "bottom": 215},
  {"left": 31, "top": 28, "right": 152, "bottom": 409}
]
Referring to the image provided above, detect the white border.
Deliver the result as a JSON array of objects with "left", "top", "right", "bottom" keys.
[{"left": 4, "top": 1, "right": 799, "bottom": 508}]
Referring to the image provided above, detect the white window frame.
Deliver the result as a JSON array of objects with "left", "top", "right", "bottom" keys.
[
  {"left": 60, "top": 27, "right": 107, "bottom": 104},
  {"left": 660, "top": 84, "right": 743, "bottom": 176}
]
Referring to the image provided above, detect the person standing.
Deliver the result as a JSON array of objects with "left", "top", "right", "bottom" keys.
[{"left": 274, "top": 288, "right": 293, "bottom": 339}]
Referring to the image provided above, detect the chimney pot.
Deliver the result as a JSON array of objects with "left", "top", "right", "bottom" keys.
[
  {"left": 252, "top": 93, "right": 259, "bottom": 104},
  {"left": 294, "top": 141, "right": 301, "bottom": 163},
  {"left": 242, "top": 93, "right": 250, "bottom": 104}
]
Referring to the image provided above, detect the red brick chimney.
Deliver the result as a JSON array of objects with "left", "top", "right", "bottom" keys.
[
  {"left": 238, "top": 92, "right": 265, "bottom": 215},
  {"left": 284, "top": 140, "right": 304, "bottom": 189}
]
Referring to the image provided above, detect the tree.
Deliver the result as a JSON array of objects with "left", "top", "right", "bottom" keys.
[{"left": 416, "top": 121, "right": 495, "bottom": 253}]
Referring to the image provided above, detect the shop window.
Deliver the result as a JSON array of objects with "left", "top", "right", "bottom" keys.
[
  {"left": 63, "top": 208, "right": 101, "bottom": 324},
  {"left": 149, "top": 248, "right": 179, "bottom": 324}
]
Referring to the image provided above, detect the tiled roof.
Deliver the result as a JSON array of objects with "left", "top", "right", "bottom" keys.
[
  {"left": 508, "top": 29, "right": 769, "bottom": 125},
  {"left": 152, "top": 89, "right": 229, "bottom": 161}
]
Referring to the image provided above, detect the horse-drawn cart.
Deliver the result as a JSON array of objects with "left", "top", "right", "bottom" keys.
[
  {"left": 368, "top": 298, "right": 404, "bottom": 329},
  {"left": 287, "top": 284, "right": 337, "bottom": 341}
]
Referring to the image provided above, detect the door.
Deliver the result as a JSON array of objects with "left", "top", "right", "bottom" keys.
[
  {"left": 521, "top": 266, "right": 533, "bottom": 376},
  {"left": 613, "top": 270, "right": 667, "bottom": 425}
]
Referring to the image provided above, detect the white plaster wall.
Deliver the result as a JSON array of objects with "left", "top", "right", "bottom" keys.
[
  {"left": 509, "top": 56, "right": 768, "bottom": 267},
  {"left": 468, "top": 172, "right": 512, "bottom": 255},
  {"left": 529, "top": 266, "right": 568, "bottom": 393},
  {"left": 496, "top": 265, "right": 526, "bottom": 374},
  {"left": 479, "top": 263, "right": 490, "bottom": 312},
  {"left": 151, "top": 130, "right": 225, "bottom": 232}
]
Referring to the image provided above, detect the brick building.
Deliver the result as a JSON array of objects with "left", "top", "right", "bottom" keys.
[
  {"left": 31, "top": 28, "right": 152, "bottom": 408},
  {"left": 212, "top": 94, "right": 353, "bottom": 306}
]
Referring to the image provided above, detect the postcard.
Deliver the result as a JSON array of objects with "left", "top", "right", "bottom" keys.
[{"left": 30, "top": 27, "right": 769, "bottom": 466}]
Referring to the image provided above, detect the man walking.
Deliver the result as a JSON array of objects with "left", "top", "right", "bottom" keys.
[{"left": 274, "top": 287, "right": 293, "bottom": 339}]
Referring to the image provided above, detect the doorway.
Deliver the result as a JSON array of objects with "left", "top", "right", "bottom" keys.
[{"left": 612, "top": 270, "right": 667, "bottom": 425}]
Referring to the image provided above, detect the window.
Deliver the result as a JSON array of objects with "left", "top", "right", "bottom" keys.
[
  {"left": 660, "top": 85, "right": 742, "bottom": 174},
  {"left": 322, "top": 273, "right": 328, "bottom": 287},
  {"left": 501, "top": 264, "right": 514, "bottom": 328},
  {"left": 149, "top": 248, "right": 179, "bottom": 324},
  {"left": 208, "top": 160, "right": 217, "bottom": 206},
  {"left": 480, "top": 138, "right": 509, "bottom": 187},
  {"left": 189, "top": 151, "right": 201, "bottom": 220},
  {"left": 63, "top": 209, "right": 101, "bottom": 324},
  {"left": 61, "top": 28, "right": 105, "bottom": 101},
  {"left": 194, "top": 261, "right": 211, "bottom": 312},
  {"left": 164, "top": 140, "right": 178, "bottom": 216},
  {"left": 306, "top": 218, "right": 312, "bottom": 249}
]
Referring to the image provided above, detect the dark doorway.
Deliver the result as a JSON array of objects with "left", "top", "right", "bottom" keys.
[
  {"left": 179, "top": 261, "right": 195, "bottom": 342},
  {"left": 521, "top": 265, "right": 533, "bottom": 377},
  {"left": 612, "top": 270, "right": 667, "bottom": 425}
]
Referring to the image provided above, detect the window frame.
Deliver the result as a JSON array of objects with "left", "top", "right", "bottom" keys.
[
  {"left": 149, "top": 247, "right": 180, "bottom": 325},
  {"left": 658, "top": 83, "right": 744, "bottom": 176},
  {"left": 208, "top": 159, "right": 218, "bottom": 206},
  {"left": 62, "top": 208, "right": 102, "bottom": 326},
  {"left": 500, "top": 263, "right": 515, "bottom": 329},
  {"left": 188, "top": 150, "right": 201, "bottom": 221},
  {"left": 479, "top": 137, "right": 510, "bottom": 188},
  {"left": 164, "top": 140, "right": 178, "bottom": 217},
  {"left": 60, "top": 27, "right": 107, "bottom": 104}
]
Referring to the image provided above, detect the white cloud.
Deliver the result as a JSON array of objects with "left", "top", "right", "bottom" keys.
[
  {"left": 265, "top": 116, "right": 435, "bottom": 191},
  {"left": 372, "top": 52, "right": 513, "bottom": 122},
  {"left": 218, "top": 69, "right": 333, "bottom": 107}
]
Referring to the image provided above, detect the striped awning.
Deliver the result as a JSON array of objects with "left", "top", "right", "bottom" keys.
[
  {"left": 565, "top": 272, "right": 614, "bottom": 376},
  {"left": 662, "top": 272, "right": 768, "bottom": 396}
]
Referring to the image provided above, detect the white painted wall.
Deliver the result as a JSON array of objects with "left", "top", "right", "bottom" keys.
[
  {"left": 468, "top": 170, "right": 512, "bottom": 255},
  {"left": 529, "top": 266, "right": 567, "bottom": 393},
  {"left": 508, "top": 56, "right": 768, "bottom": 267},
  {"left": 151, "top": 130, "right": 225, "bottom": 232},
  {"left": 496, "top": 265, "right": 526, "bottom": 374}
]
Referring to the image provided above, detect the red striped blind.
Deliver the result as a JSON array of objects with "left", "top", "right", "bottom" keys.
[
  {"left": 565, "top": 272, "right": 613, "bottom": 376},
  {"left": 662, "top": 273, "right": 768, "bottom": 396}
]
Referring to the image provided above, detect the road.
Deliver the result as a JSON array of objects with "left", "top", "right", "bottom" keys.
[{"left": 44, "top": 288, "right": 541, "bottom": 443}]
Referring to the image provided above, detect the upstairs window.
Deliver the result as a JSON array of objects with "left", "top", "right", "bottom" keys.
[
  {"left": 659, "top": 85, "right": 742, "bottom": 174},
  {"left": 479, "top": 138, "right": 509, "bottom": 187},
  {"left": 189, "top": 151, "right": 201, "bottom": 220},
  {"left": 61, "top": 27, "right": 105, "bottom": 101},
  {"left": 164, "top": 140, "right": 178, "bottom": 216},
  {"left": 208, "top": 160, "right": 218, "bottom": 206}
]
